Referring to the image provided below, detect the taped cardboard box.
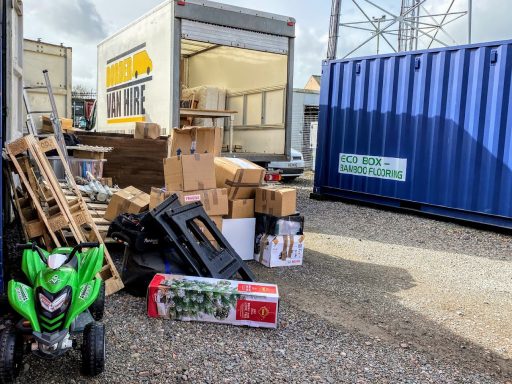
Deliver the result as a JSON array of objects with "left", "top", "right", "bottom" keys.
[
  {"left": 214, "top": 157, "right": 265, "bottom": 200},
  {"left": 148, "top": 274, "right": 279, "bottom": 328},
  {"left": 257, "top": 234, "right": 305, "bottom": 268},
  {"left": 227, "top": 199, "right": 254, "bottom": 219},
  {"left": 255, "top": 186, "right": 297, "bottom": 217},
  {"left": 195, "top": 215, "right": 223, "bottom": 244},
  {"left": 168, "top": 126, "right": 222, "bottom": 157},
  {"left": 104, "top": 186, "right": 150, "bottom": 221},
  {"left": 41, "top": 116, "right": 74, "bottom": 133},
  {"left": 150, "top": 187, "right": 228, "bottom": 216},
  {"left": 164, "top": 153, "right": 216, "bottom": 192},
  {"left": 134, "top": 122, "right": 161, "bottom": 139}
]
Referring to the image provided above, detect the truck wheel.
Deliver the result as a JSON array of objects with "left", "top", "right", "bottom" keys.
[
  {"left": 81, "top": 322, "right": 105, "bottom": 376},
  {"left": 0, "top": 328, "right": 23, "bottom": 384},
  {"left": 89, "top": 282, "right": 105, "bottom": 321}
]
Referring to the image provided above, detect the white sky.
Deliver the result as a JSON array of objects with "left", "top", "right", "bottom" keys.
[{"left": 23, "top": 0, "right": 512, "bottom": 90}]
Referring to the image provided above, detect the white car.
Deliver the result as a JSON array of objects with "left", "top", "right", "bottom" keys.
[{"left": 268, "top": 149, "right": 305, "bottom": 181}]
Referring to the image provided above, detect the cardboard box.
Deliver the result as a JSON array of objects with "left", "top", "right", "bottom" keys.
[
  {"left": 168, "top": 126, "right": 222, "bottom": 157},
  {"left": 257, "top": 234, "right": 305, "bottom": 267},
  {"left": 134, "top": 122, "right": 161, "bottom": 139},
  {"left": 255, "top": 186, "right": 297, "bottom": 217},
  {"left": 104, "top": 186, "right": 150, "bottom": 221},
  {"left": 195, "top": 215, "right": 223, "bottom": 244},
  {"left": 227, "top": 199, "right": 254, "bottom": 219},
  {"left": 164, "top": 153, "right": 216, "bottom": 192},
  {"left": 150, "top": 187, "right": 228, "bottom": 216},
  {"left": 41, "top": 116, "right": 74, "bottom": 133},
  {"left": 148, "top": 274, "right": 279, "bottom": 328},
  {"left": 254, "top": 213, "right": 304, "bottom": 254},
  {"left": 214, "top": 157, "right": 265, "bottom": 200},
  {"left": 222, "top": 218, "right": 256, "bottom": 261}
]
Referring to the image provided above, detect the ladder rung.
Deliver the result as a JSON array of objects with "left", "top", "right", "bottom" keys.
[
  {"left": 24, "top": 86, "right": 48, "bottom": 90},
  {"left": 27, "top": 110, "right": 53, "bottom": 114}
]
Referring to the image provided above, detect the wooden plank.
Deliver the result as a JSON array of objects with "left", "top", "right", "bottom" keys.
[
  {"left": 15, "top": 135, "right": 123, "bottom": 295},
  {"left": 76, "top": 132, "right": 167, "bottom": 192},
  {"left": 6, "top": 137, "right": 62, "bottom": 247}
]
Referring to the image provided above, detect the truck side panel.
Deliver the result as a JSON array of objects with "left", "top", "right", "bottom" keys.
[
  {"left": 97, "top": 2, "right": 172, "bottom": 134},
  {"left": 23, "top": 39, "right": 72, "bottom": 130}
]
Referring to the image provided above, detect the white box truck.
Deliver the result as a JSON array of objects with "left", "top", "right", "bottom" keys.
[{"left": 96, "top": 0, "right": 295, "bottom": 163}]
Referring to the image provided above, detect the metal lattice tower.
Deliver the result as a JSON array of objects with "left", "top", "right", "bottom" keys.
[
  {"left": 398, "top": 0, "right": 420, "bottom": 51},
  {"left": 337, "top": 0, "right": 469, "bottom": 59}
]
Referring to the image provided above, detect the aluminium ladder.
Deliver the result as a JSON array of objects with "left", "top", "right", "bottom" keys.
[{"left": 23, "top": 69, "right": 69, "bottom": 163}]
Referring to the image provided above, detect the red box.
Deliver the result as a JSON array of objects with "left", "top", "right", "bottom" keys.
[{"left": 147, "top": 274, "right": 279, "bottom": 328}]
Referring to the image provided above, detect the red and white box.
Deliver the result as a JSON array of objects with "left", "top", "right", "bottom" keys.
[
  {"left": 256, "top": 234, "right": 305, "bottom": 267},
  {"left": 147, "top": 274, "right": 279, "bottom": 328}
]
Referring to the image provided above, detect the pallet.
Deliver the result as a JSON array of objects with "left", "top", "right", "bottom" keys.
[{"left": 6, "top": 135, "right": 124, "bottom": 295}]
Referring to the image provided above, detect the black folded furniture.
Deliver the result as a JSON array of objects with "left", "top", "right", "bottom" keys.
[{"left": 149, "top": 195, "right": 255, "bottom": 282}]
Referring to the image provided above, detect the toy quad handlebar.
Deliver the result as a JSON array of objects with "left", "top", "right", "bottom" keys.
[
  {"left": 16, "top": 242, "right": 48, "bottom": 263},
  {"left": 16, "top": 242, "right": 100, "bottom": 265},
  {"left": 68, "top": 242, "right": 100, "bottom": 261}
]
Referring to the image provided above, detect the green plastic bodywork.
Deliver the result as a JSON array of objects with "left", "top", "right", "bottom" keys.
[{"left": 8, "top": 245, "right": 105, "bottom": 333}]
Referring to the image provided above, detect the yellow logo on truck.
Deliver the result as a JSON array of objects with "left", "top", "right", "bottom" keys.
[{"left": 105, "top": 43, "right": 153, "bottom": 124}]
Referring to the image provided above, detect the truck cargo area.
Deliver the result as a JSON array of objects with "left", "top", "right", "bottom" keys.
[{"left": 180, "top": 37, "right": 288, "bottom": 159}]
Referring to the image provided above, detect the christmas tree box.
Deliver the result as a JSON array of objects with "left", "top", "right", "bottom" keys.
[
  {"left": 147, "top": 274, "right": 279, "bottom": 328},
  {"left": 256, "top": 234, "right": 305, "bottom": 268}
]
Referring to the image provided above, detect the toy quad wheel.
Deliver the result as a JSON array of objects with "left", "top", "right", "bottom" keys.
[
  {"left": 0, "top": 328, "right": 23, "bottom": 384},
  {"left": 81, "top": 322, "right": 105, "bottom": 376},
  {"left": 89, "top": 281, "right": 105, "bottom": 321}
]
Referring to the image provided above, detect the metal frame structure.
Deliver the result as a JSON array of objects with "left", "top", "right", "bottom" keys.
[{"left": 338, "top": 0, "right": 468, "bottom": 58}]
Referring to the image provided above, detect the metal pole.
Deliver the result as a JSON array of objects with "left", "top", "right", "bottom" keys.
[
  {"left": 327, "top": 0, "right": 342, "bottom": 60},
  {"left": 373, "top": 15, "right": 386, "bottom": 54},
  {"left": 468, "top": 0, "right": 472, "bottom": 44}
]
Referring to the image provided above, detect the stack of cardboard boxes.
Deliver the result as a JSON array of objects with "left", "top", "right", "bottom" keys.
[
  {"left": 214, "top": 158, "right": 266, "bottom": 260},
  {"left": 254, "top": 186, "right": 305, "bottom": 268},
  {"left": 150, "top": 126, "right": 228, "bottom": 241}
]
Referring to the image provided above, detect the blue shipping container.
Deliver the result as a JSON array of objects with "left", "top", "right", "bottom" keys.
[{"left": 314, "top": 39, "right": 512, "bottom": 228}]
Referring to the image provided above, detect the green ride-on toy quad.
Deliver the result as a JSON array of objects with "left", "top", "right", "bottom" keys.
[{"left": 0, "top": 242, "right": 106, "bottom": 383}]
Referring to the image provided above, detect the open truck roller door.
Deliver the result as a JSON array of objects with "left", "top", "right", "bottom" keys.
[{"left": 96, "top": 0, "right": 295, "bottom": 164}]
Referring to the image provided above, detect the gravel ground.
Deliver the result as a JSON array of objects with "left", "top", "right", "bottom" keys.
[{"left": 9, "top": 174, "right": 512, "bottom": 383}]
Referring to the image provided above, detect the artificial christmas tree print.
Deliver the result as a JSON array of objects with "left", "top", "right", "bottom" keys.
[
  {"left": 157, "top": 278, "right": 239, "bottom": 320},
  {"left": 148, "top": 274, "right": 280, "bottom": 328}
]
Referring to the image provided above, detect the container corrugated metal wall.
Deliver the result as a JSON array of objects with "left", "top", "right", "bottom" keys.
[{"left": 314, "top": 39, "right": 512, "bottom": 228}]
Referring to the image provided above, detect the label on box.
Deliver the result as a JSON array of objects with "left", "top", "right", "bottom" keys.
[
  {"left": 237, "top": 283, "right": 277, "bottom": 294},
  {"left": 184, "top": 194, "right": 201, "bottom": 202},
  {"left": 235, "top": 300, "right": 278, "bottom": 324}
]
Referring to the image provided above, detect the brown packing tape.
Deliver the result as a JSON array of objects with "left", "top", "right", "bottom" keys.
[
  {"left": 203, "top": 194, "right": 211, "bottom": 212},
  {"left": 259, "top": 234, "right": 269, "bottom": 262},
  {"left": 225, "top": 180, "right": 261, "bottom": 188},
  {"left": 212, "top": 190, "right": 218, "bottom": 206},
  {"left": 280, "top": 235, "right": 289, "bottom": 260},
  {"left": 231, "top": 169, "right": 244, "bottom": 200},
  {"left": 198, "top": 182, "right": 205, "bottom": 190},
  {"left": 261, "top": 189, "right": 267, "bottom": 202},
  {"left": 194, "top": 153, "right": 200, "bottom": 161},
  {"left": 270, "top": 191, "right": 276, "bottom": 201},
  {"left": 144, "top": 126, "right": 149, "bottom": 138}
]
